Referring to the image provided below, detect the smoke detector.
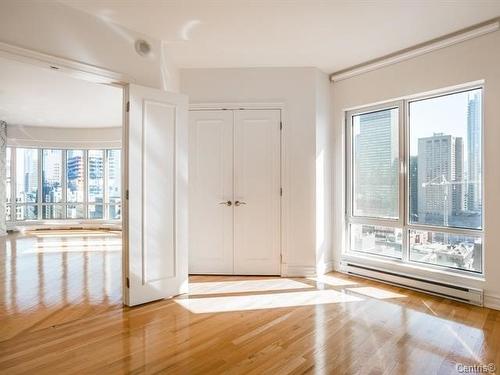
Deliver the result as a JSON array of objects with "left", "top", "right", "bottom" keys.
[{"left": 135, "top": 39, "right": 152, "bottom": 57}]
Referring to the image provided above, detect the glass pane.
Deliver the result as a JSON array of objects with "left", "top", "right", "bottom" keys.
[
  {"left": 15, "top": 148, "right": 38, "bottom": 203},
  {"left": 107, "top": 149, "right": 121, "bottom": 206},
  {"left": 409, "top": 229, "right": 482, "bottom": 273},
  {"left": 88, "top": 150, "right": 104, "bottom": 204},
  {"left": 67, "top": 204, "right": 84, "bottom": 219},
  {"left": 409, "top": 89, "right": 482, "bottom": 229},
  {"left": 67, "top": 150, "right": 84, "bottom": 203},
  {"left": 108, "top": 205, "right": 121, "bottom": 220},
  {"left": 6, "top": 205, "right": 11, "bottom": 222},
  {"left": 352, "top": 108, "right": 399, "bottom": 219},
  {"left": 6, "top": 147, "right": 11, "bottom": 204},
  {"left": 16, "top": 205, "right": 38, "bottom": 221},
  {"left": 350, "top": 224, "right": 402, "bottom": 258},
  {"left": 42, "top": 149, "right": 63, "bottom": 203},
  {"left": 42, "top": 205, "right": 64, "bottom": 219},
  {"left": 88, "top": 204, "right": 103, "bottom": 219}
]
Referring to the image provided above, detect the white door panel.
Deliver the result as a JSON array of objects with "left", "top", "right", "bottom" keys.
[
  {"left": 234, "top": 110, "right": 281, "bottom": 275},
  {"left": 189, "top": 110, "right": 234, "bottom": 274},
  {"left": 124, "top": 84, "right": 188, "bottom": 306}
]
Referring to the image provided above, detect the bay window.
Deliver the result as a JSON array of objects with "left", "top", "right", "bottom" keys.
[
  {"left": 346, "top": 86, "right": 483, "bottom": 274},
  {"left": 5, "top": 147, "right": 121, "bottom": 222}
]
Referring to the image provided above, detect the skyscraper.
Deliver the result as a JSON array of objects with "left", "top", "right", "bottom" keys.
[
  {"left": 409, "top": 156, "right": 418, "bottom": 222},
  {"left": 417, "top": 133, "right": 464, "bottom": 226},
  {"left": 354, "top": 110, "right": 399, "bottom": 218},
  {"left": 467, "top": 92, "right": 481, "bottom": 213}
]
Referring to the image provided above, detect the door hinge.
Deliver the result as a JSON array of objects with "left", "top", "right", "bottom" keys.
[
  {"left": 280, "top": 187, "right": 283, "bottom": 196},
  {"left": 126, "top": 277, "right": 130, "bottom": 288},
  {"left": 126, "top": 101, "right": 130, "bottom": 112},
  {"left": 280, "top": 121, "right": 283, "bottom": 130},
  {"left": 126, "top": 190, "right": 129, "bottom": 200},
  {"left": 280, "top": 254, "right": 283, "bottom": 263}
]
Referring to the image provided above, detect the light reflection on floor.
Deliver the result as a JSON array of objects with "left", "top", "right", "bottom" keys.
[
  {"left": 188, "top": 278, "right": 314, "bottom": 295},
  {"left": 176, "top": 289, "right": 364, "bottom": 313},
  {"left": 0, "top": 229, "right": 122, "bottom": 341}
]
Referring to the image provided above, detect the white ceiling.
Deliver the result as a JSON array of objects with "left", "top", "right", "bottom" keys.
[
  {"left": 0, "top": 57, "right": 122, "bottom": 128},
  {"left": 61, "top": 0, "right": 500, "bottom": 73}
]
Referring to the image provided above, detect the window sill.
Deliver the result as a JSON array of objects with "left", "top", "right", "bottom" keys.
[{"left": 341, "top": 252, "right": 485, "bottom": 285}]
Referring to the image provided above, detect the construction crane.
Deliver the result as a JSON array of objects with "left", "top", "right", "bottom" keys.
[{"left": 421, "top": 175, "right": 463, "bottom": 227}]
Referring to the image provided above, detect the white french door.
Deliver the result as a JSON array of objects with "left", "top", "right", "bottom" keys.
[
  {"left": 233, "top": 110, "right": 281, "bottom": 275},
  {"left": 189, "top": 109, "right": 281, "bottom": 275},
  {"left": 189, "top": 110, "right": 234, "bottom": 274},
  {"left": 123, "top": 84, "right": 189, "bottom": 306}
]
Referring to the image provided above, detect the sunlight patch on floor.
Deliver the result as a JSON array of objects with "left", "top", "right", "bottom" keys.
[
  {"left": 188, "top": 278, "right": 313, "bottom": 295},
  {"left": 308, "top": 274, "right": 359, "bottom": 287},
  {"left": 27, "top": 231, "right": 121, "bottom": 239},
  {"left": 347, "top": 286, "right": 407, "bottom": 299},
  {"left": 176, "top": 289, "right": 363, "bottom": 313}
]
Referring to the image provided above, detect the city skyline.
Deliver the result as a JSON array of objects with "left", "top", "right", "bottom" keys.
[{"left": 6, "top": 147, "right": 121, "bottom": 221}]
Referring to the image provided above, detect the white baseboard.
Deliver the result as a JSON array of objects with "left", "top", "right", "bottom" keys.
[
  {"left": 484, "top": 294, "right": 500, "bottom": 311},
  {"left": 282, "top": 264, "right": 317, "bottom": 277}
]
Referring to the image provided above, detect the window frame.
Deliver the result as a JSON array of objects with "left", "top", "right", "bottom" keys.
[
  {"left": 345, "top": 84, "right": 485, "bottom": 276},
  {"left": 6, "top": 146, "right": 122, "bottom": 223},
  {"left": 346, "top": 100, "right": 406, "bottom": 261}
]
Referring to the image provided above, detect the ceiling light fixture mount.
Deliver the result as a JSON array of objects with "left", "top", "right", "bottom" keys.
[{"left": 135, "top": 39, "right": 152, "bottom": 57}]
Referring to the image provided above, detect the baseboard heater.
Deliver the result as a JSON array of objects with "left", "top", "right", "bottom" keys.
[{"left": 340, "top": 261, "right": 483, "bottom": 306}]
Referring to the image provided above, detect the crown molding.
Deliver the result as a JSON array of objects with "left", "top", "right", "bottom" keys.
[{"left": 330, "top": 18, "right": 499, "bottom": 82}]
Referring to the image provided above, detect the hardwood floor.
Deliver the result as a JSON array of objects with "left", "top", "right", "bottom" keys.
[
  {"left": 1, "top": 230, "right": 499, "bottom": 374},
  {"left": 0, "top": 229, "right": 122, "bottom": 342}
]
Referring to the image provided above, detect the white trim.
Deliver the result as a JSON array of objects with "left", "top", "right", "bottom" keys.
[
  {"left": 189, "top": 102, "right": 285, "bottom": 111},
  {"left": 330, "top": 20, "right": 499, "bottom": 82},
  {"left": 0, "top": 41, "right": 131, "bottom": 85},
  {"left": 484, "top": 294, "right": 500, "bottom": 311}
]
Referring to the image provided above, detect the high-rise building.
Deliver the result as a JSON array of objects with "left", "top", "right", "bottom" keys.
[
  {"left": 417, "top": 133, "right": 464, "bottom": 226},
  {"left": 467, "top": 92, "right": 481, "bottom": 213},
  {"left": 409, "top": 156, "right": 418, "bottom": 222},
  {"left": 67, "top": 155, "right": 83, "bottom": 181},
  {"left": 354, "top": 110, "right": 399, "bottom": 218}
]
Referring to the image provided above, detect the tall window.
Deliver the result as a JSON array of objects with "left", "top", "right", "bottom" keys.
[
  {"left": 6, "top": 147, "right": 11, "bottom": 221},
  {"left": 42, "top": 149, "right": 63, "bottom": 219},
  {"left": 6, "top": 147, "right": 121, "bottom": 222},
  {"left": 67, "top": 149, "right": 84, "bottom": 219},
  {"left": 88, "top": 150, "right": 104, "bottom": 219},
  {"left": 15, "top": 148, "right": 39, "bottom": 220},
  {"left": 347, "top": 87, "right": 483, "bottom": 274},
  {"left": 106, "top": 149, "right": 121, "bottom": 220}
]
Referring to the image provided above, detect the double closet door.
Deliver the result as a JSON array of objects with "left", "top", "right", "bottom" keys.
[{"left": 189, "top": 109, "right": 281, "bottom": 275}]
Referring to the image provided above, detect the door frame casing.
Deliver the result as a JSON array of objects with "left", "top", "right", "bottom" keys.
[{"left": 189, "top": 103, "right": 287, "bottom": 276}]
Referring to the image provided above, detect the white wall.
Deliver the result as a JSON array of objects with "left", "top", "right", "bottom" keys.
[
  {"left": 331, "top": 30, "right": 500, "bottom": 309},
  {"left": 0, "top": 0, "right": 179, "bottom": 92},
  {"left": 181, "top": 67, "right": 332, "bottom": 275},
  {"left": 315, "top": 70, "right": 333, "bottom": 274},
  {"left": 7, "top": 125, "right": 121, "bottom": 149}
]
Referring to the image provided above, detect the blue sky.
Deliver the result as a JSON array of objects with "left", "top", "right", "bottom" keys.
[{"left": 409, "top": 88, "right": 481, "bottom": 157}]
